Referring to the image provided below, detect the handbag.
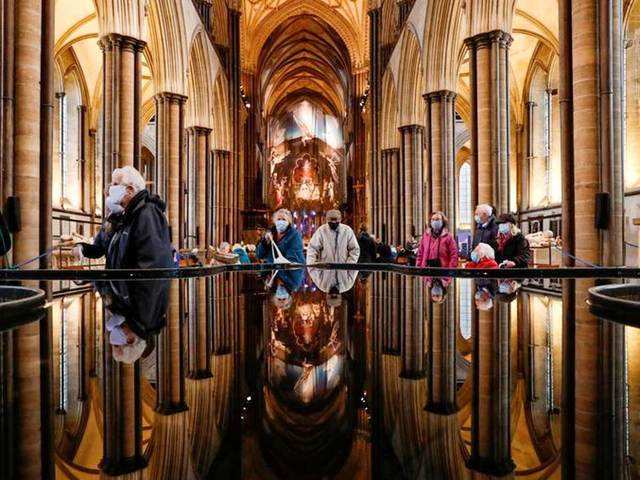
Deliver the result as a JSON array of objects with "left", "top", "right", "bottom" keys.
[{"left": 271, "top": 240, "right": 291, "bottom": 264}]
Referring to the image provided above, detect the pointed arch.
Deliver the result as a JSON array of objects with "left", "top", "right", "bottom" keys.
[
  {"left": 466, "top": 0, "right": 516, "bottom": 37},
  {"left": 147, "top": 0, "right": 189, "bottom": 94},
  {"left": 94, "top": 0, "right": 147, "bottom": 39},
  {"left": 211, "top": 74, "right": 231, "bottom": 151},
  {"left": 422, "top": 0, "right": 466, "bottom": 93},
  {"left": 186, "top": 30, "right": 219, "bottom": 128},
  {"left": 381, "top": 69, "right": 399, "bottom": 150},
  {"left": 396, "top": 29, "right": 424, "bottom": 127}
]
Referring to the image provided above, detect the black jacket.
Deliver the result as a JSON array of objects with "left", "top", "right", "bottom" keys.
[
  {"left": 357, "top": 232, "right": 377, "bottom": 263},
  {"left": 472, "top": 217, "right": 499, "bottom": 251},
  {"left": 496, "top": 233, "right": 531, "bottom": 268},
  {"left": 103, "top": 190, "right": 174, "bottom": 270}
]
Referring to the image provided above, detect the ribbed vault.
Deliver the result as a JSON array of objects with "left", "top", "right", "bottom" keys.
[{"left": 258, "top": 15, "right": 351, "bottom": 118}]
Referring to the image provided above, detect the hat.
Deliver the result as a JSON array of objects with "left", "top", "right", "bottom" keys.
[{"left": 496, "top": 213, "right": 517, "bottom": 225}]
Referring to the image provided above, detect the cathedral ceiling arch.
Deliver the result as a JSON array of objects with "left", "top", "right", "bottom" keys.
[
  {"left": 242, "top": 0, "right": 367, "bottom": 71},
  {"left": 258, "top": 15, "right": 352, "bottom": 118},
  {"left": 396, "top": 29, "right": 424, "bottom": 127},
  {"left": 186, "top": 30, "right": 220, "bottom": 129}
]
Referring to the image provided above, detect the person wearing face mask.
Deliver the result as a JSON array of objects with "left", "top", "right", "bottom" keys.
[
  {"left": 465, "top": 242, "right": 499, "bottom": 269},
  {"left": 471, "top": 203, "right": 499, "bottom": 251},
  {"left": 415, "top": 211, "right": 459, "bottom": 269},
  {"left": 495, "top": 213, "right": 531, "bottom": 268},
  {"left": 306, "top": 209, "right": 360, "bottom": 264},
  {"left": 256, "top": 208, "right": 304, "bottom": 264},
  {"left": 75, "top": 166, "right": 173, "bottom": 269}
]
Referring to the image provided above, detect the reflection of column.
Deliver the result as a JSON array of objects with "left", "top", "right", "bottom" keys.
[
  {"left": 425, "top": 300, "right": 456, "bottom": 414},
  {"left": 99, "top": 33, "right": 145, "bottom": 173},
  {"left": 156, "top": 281, "right": 188, "bottom": 413},
  {"left": 559, "top": 0, "right": 626, "bottom": 477},
  {"left": 382, "top": 273, "right": 401, "bottom": 354},
  {"left": 102, "top": 316, "right": 146, "bottom": 475},
  {"left": 400, "top": 276, "right": 425, "bottom": 378},
  {"left": 188, "top": 277, "right": 212, "bottom": 379},
  {"left": 467, "top": 302, "right": 514, "bottom": 476},
  {"left": 213, "top": 274, "right": 233, "bottom": 355},
  {"left": 464, "top": 30, "right": 512, "bottom": 212},
  {"left": 398, "top": 125, "right": 424, "bottom": 240},
  {"left": 424, "top": 90, "right": 456, "bottom": 219}
]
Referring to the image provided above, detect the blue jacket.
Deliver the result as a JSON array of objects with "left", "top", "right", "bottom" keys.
[{"left": 256, "top": 225, "right": 305, "bottom": 264}]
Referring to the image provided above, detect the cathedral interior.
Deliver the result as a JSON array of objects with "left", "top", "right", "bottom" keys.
[{"left": 1, "top": 0, "right": 640, "bottom": 478}]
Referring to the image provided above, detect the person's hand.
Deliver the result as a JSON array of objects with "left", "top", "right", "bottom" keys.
[
  {"left": 72, "top": 244, "right": 84, "bottom": 262},
  {"left": 264, "top": 231, "right": 273, "bottom": 242},
  {"left": 503, "top": 260, "right": 516, "bottom": 268}
]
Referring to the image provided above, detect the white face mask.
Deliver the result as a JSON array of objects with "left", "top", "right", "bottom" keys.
[
  {"left": 498, "top": 223, "right": 511, "bottom": 234},
  {"left": 106, "top": 185, "right": 128, "bottom": 214}
]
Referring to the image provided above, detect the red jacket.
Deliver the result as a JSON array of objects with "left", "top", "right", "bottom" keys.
[
  {"left": 416, "top": 229, "right": 459, "bottom": 268},
  {"left": 465, "top": 258, "right": 499, "bottom": 269}
]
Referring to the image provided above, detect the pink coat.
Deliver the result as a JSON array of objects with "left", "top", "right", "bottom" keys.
[{"left": 416, "top": 229, "right": 459, "bottom": 268}]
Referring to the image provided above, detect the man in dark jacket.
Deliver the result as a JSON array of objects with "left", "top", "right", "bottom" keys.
[
  {"left": 472, "top": 204, "right": 499, "bottom": 251},
  {"left": 77, "top": 166, "right": 174, "bottom": 270},
  {"left": 356, "top": 224, "right": 378, "bottom": 263}
]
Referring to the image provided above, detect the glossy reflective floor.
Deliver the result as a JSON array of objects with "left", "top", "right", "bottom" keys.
[{"left": 1, "top": 269, "right": 638, "bottom": 479}]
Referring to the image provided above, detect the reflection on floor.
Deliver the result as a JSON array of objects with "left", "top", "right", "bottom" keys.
[{"left": 1, "top": 270, "right": 637, "bottom": 479}]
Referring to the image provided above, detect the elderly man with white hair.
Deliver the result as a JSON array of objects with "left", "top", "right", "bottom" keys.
[
  {"left": 472, "top": 203, "right": 499, "bottom": 251},
  {"left": 76, "top": 166, "right": 174, "bottom": 269},
  {"left": 306, "top": 209, "right": 360, "bottom": 264}
]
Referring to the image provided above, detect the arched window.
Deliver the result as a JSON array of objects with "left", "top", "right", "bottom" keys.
[
  {"left": 458, "top": 162, "right": 472, "bottom": 228},
  {"left": 527, "top": 64, "right": 561, "bottom": 208},
  {"left": 53, "top": 70, "right": 83, "bottom": 210}
]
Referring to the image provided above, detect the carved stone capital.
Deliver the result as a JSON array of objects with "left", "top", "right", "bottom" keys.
[
  {"left": 464, "top": 30, "right": 513, "bottom": 50},
  {"left": 155, "top": 91, "right": 188, "bottom": 105},
  {"left": 423, "top": 90, "right": 457, "bottom": 104}
]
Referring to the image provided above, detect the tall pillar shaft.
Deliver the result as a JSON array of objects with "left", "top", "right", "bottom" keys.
[
  {"left": 188, "top": 126, "right": 211, "bottom": 249},
  {"left": 560, "top": 0, "right": 626, "bottom": 477},
  {"left": 228, "top": 6, "right": 242, "bottom": 239},
  {"left": 100, "top": 34, "right": 145, "bottom": 174},
  {"left": 424, "top": 90, "right": 457, "bottom": 221},
  {"left": 213, "top": 149, "right": 231, "bottom": 244},
  {"left": 398, "top": 124, "right": 424, "bottom": 240},
  {"left": 368, "top": 6, "right": 381, "bottom": 235},
  {"left": 465, "top": 31, "right": 512, "bottom": 212}
]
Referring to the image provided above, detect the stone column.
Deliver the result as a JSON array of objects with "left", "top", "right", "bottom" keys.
[
  {"left": 213, "top": 149, "right": 231, "bottom": 244},
  {"left": 559, "top": 0, "right": 626, "bottom": 477},
  {"left": 424, "top": 90, "right": 457, "bottom": 220},
  {"left": 464, "top": 30, "right": 512, "bottom": 212},
  {"left": 398, "top": 125, "right": 424, "bottom": 241},
  {"left": 228, "top": 2, "right": 242, "bottom": 240},
  {"left": 102, "top": 317, "right": 146, "bottom": 475},
  {"left": 467, "top": 300, "right": 514, "bottom": 477},
  {"left": 99, "top": 34, "right": 145, "bottom": 174},
  {"left": 155, "top": 92, "right": 187, "bottom": 245},
  {"left": 369, "top": 3, "right": 381, "bottom": 234}
]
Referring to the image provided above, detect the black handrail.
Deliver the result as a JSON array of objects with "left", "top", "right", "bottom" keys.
[{"left": 1, "top": 262, "right": 639, "bottom": 281}]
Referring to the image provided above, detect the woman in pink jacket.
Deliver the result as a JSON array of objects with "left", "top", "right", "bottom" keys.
[{"left": 416, "top": 212, "right": 459, "bottom": 268}]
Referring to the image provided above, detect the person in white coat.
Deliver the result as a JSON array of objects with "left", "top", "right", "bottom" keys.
[{"left": 306, "top": 209, "right": 360, "bottom": 264}]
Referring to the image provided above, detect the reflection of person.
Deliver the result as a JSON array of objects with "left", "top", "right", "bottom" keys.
[
  {"left": 256, "top": 208, "right": 305, "bottom": 263},
  {"left": 496, "top": 279, "right": 522, "bottom": 303},
  {"left": 308, "top": 268, "right": 358, "bottom": 294},
  {"left": 428, "top": 278, "right": 448, "bottom": 303},
  {"left": 495, "top": 213, "right": 531, "bottom": 268},
  {"left": 474, "top": 286, "right": 494, "bottom": 311},
  {"left": 416, "top": 212, "right": 458, "bottom": 268},
  {"left": 306, "top": 210, "right": 360, "bottom": 264},
  {"left": 465, "top": 243, "right": 499, "bottom": 269},
  {"left": 100, "top": 278, "right": 170, "bottom": 363},
  {"left": 76, "top": 166, "right": 173, "bottom": 269},
  {"left": 472, "top": 204, "right": 499, "bottom": 251}
]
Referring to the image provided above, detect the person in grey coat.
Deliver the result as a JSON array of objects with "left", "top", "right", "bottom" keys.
[{"left": 306, "top": 209, "right": 360, "bottom": 264}]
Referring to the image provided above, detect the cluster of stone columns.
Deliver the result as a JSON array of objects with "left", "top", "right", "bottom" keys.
[
  {"left": 465, "top": 30, "right": 512, "bottom": 213},
  {"left": 212, "top": 149, "right": 235, "bottom": 245},
  {"left": 99, "top": 33, "right": 145, "bottom": 173},
  {"left": 559, "top": 0, "right": 626, "bottom": 477}
]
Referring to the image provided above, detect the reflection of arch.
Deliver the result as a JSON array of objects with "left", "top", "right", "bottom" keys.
[
  {"left": 381, "top": 69, "right": 399, "bottom": 149},
  {"left": 396, "top": 29, "right": 424, "bottom": 126},
  {"left": 212, "top": 74, "right": 231, "bottom": 151},
  {"left": 245, "top": 0, "right": 364, "bottom": 70}
]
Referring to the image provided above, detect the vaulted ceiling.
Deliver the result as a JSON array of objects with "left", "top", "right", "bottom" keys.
[{"left": 258, "top": 15, "right": 352, "bottom": 118}]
